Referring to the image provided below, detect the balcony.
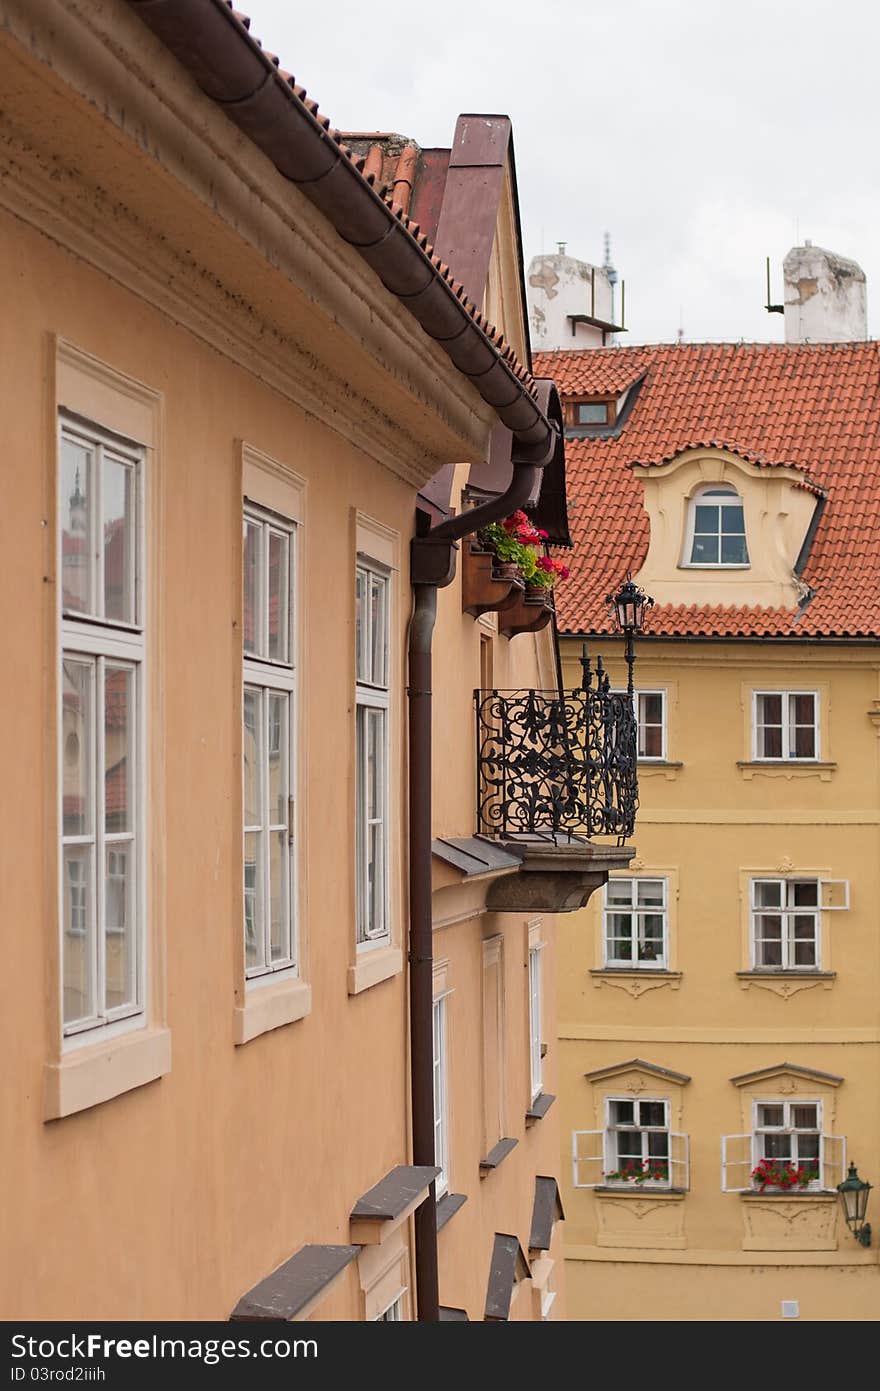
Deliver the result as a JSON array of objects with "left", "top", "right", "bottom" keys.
[{"left": 471, "top": 663, "right": 638, "bottom": 912}]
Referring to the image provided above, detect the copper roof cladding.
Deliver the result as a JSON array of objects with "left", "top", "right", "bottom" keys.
[
  {"left": 124, "top": 0, "right": 559, "bottom": 465},
  {"left": 534, "top": 341, "right": 880, "bottom": 639}
]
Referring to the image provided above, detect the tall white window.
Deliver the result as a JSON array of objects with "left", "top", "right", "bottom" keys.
[
  {"left": 355, "top": 561, "right": 390, "bottom": 946},
  {"left": 751, "top": 879, "right": 820, "bottom": 969},
  {"left": 605, "top": 1098, "right": 672, "bottom": 1186},
  {"left": 243, "top": 503, "right": 296, "bottom": 977},
  {"left": 433, "top": 995, "right": 449, "bottom": 1197},
  {"left": 612, "top": 690, "right": 667, "bottom": 761},
  {"left": 529, "top": 944, "right": 543, "bottom": 1101},
  {"left": 753, "top": 691, "right": 818, "bottom": 760},
  {"left": 722, "top": 1101, "right": 846, "bottom": 1192},
  {"left": 59, "top": 415, "right": 143, "bottom": 1037},
  {"left": 604, "top": 878, "right": 668, "bottom": 968}
]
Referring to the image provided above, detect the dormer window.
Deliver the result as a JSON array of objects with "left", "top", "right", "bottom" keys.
[
  {"left": 684, "top": 485, "right": 749, "bottom": 567},
  {"left": 566, "top": 397, "right": 615, "bottom": 428}
]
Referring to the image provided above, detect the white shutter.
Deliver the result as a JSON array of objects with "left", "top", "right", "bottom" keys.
[
  {"left": 819, "top": 880, "right": 850, "bottom": 910},
  {"left": 721, "top": 1134, "right": 752, "bottom": 1192},
  {"left": 821, "top": 1134, "right": 846, "bottom": 1190},
  {"left": 669, "top": 1132, "right": 690, "bottom": 1191},
  {"left": 572, "top": 1130, "right": 604, "bottom": 1188}
]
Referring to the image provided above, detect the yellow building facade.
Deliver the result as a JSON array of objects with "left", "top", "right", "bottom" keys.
[{"left": 538, "top": 341, "right": 880, "bottom": 1320}]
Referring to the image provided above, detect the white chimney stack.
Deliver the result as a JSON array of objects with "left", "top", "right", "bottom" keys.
[
  {"left": 527, "top": 250, "right": 618, "bottom": 352},
  {"left": 783, "top": 243, "right": 867, "bottom": 343}
]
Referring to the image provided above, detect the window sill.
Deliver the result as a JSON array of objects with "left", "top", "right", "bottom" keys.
[
  {"left": 436, "top": 1192, "right": 468, "bottom": 1232},
  {"left": 44, "top": 1025, "right": 171, "bottom": 1120},
  {"left": 347, "top": 945, "right": 403, "bottom": 996},
  {"left": 525, "top": 1092, "right": 556, "bottom": 1127},
  {"left": 740, "top": 1190, "right": 837, "bottom": 1200},
  {"left": 479, "top": 1137, "right": 518, "bottom": 1176},
  {"left": 736, "top": 760, "right": 836, "bottom": 782},
  {"left": 595, "top": 1186, "right": 686, "bottom": 1200},
  {"left": 736, "top": 971, "right": 835, "bottom": 997},
  {"left": 234, "top": 976, "right": 311, "bottom": 1045}
]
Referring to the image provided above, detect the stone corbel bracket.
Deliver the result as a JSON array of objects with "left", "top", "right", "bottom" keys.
[{"left": 486, "top": 839, "right": 636, "bottom": 913}]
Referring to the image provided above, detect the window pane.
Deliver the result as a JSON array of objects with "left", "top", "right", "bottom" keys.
[
  {"left": 639, "top": 724, "right": 663, "bottom": 758},
  {"left": 103, "top": 453, "right": 136, "bottom": 624},
  {"left": 720, "top": 533, "right": 749, "bottom": 564},
  {"left": 793, "top": 1105, "right": 818, "bottom": 1130},
  {"left": 758, "top": 694, "right": 783, "bottom": 725},
  {"left": 105, "top": 845, "right": 135, "bottom": 1012},
  {"left": 244, "top": 832, "right": 262, "bottom": 971},
  {"left": 243, "top": 688, "right": 262, "bottom": 828},
  {"left": 759, "top": 724, "right": 783, "bottom": 758},
  {"left": 62, "top": 845, "right": 94, "bottom": 1025},
  {"left": 267, "top": 692, "right": 287, "bottom": 826},
  {"left": 754, "top": 881, "right": 782, "bottom": 908},
  {"left": 610, "top": 1100, "right": 635, "bottom": 1127},
  {"left": 607, "top": 914, "right": 633, "bottom": 941},
  {"left": 577, "top": 402, "right": 608, "bottom": 424},
  {"left": 105, "top": 666, "right": 133, "bottom": 834},
  {"left": 792, "top": 694, "right": 815, "bottom": 725},
  {"left": 639, "top": 1101, "right": 666, "bottom": 1128},
  {"left": 355, "top": 568, "right": 369, "bottom": 684},
  {"left": 637, "top": 881, "right": 664, "bottom": 907},
  {"left": 690, "top": 533, "right": 719, "bottom": 564},
  {"left": 267, "top": 529, "right": 289, "bottom": 663},
  {"left": 606, "top": 880, "right": 633, "bottom": 905},
  {"left": 791, "top": 881, "right": 818, "bottom": 907},
  {"left": 62, "top": 658, "right": 92, "bottom": 837},
  {"left": 763, "top": 1133, "right": 792, "bottom": 1160},
  {"left": 797, "top": 1135, "right": 820, "bottom": 1165},
  {"left": 61, "top": 435, "right": 93, "bottom": 615},
  {"left": 792, "top": 722, "right": 815, "bottom": 758},
  {"left": 640, "top": 693, "right": 663, "bottom": 725},
  {"left": 647, "top": 1132, "right": 670, "bottom": 1160},
  {"left": 720, "top": 505, "right": 745, "bottom": 535},
  {"left": 370, "top": 574, "right": 387, "bottom": 687},
  {"left": 269, "top": 829, "right": 289, "bottom": 963},
  {"left": 639, "top": 917, "right": 664, "bottom": 961},
  {"left": 758, "top": 1104, "right": 784, "bottom": 1127},
  {"left": 243, "top": 520, "right": 261, "bottom": 657},
  {"left": 694, "top": 505, "right": 719, "bottom": 533}
]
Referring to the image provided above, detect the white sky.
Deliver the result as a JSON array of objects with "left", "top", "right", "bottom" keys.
[{"left": 241, "top": 0, "right": 878, "bottom": 345}]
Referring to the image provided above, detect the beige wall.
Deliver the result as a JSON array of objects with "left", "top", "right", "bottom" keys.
[{"left": 558, "top": 638, "right": 880, "bottom": 1319}]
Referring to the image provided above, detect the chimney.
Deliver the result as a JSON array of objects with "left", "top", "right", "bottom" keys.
[
  {"left": 783, "top": 243, "right": 867, "bottom": 344},
  {"left": 527, "top": 249, "right": 619, "bottom": 352}
]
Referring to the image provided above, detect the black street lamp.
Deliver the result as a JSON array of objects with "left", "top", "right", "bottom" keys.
[
  {"left": 607, "top": 577, "right": 654, "bottom": 697},
  {"left": 837, "top": 1162, "right": 872, "bottom": 1247}
]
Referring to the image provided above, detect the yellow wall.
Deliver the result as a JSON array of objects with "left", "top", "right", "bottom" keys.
[{"left": 558, "top": 638, "right": 880, "bottom": 1320}]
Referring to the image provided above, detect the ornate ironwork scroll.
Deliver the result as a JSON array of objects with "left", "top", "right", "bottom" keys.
[{"left": 475, "top": 656, "right": 638, "bottom": 843}]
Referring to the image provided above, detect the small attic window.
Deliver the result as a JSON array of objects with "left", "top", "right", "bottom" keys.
[
  {"left": 576, "top": 401, "right": 609, "bottom": 425},
  {"left": 684, "top": 485, "right": 749, "bottom": 568}
]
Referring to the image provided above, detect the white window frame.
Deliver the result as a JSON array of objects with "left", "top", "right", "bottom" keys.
[
  {"left": 603, "top": 877, "right": 668, "bottom": 969},
  {"left": 750, "top": 878, "right": 822, "bottom": 971},
  {"left": 681, "top": 484, "right": 750, "bottom": 569},
  {"left": 752, "top": 690, "right": 820, "bottom": 761},
  {"left": 432, "top": 993, "right": 450, "bottom": 1198},
  {"left": 611, "top": 689, "right": 667, "bottom": 762},
  {"left": 374, "top": 1291, "right": 406, "bottom": 1321},
  {"left": 528, "top": 943, "right": 543, "bottom": 1102},
  {"left": 242, "top": 501, "right": 297, "bottom": 981},
  {"left": 355, "top": 558, "right": 391, "bottom": 948},
  {"left": 572, "top": 1110, "right": 689, "bottom": 1191},
  {"left": 721, "top": 1103, "right": 846, "bottom": 1192},
  {"left": 58, "top": 413, "right": 146, "bottom": 1044}
]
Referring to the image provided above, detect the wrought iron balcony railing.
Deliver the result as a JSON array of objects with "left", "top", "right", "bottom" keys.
[{"left": 475, "top": 657, "right": 638, "bottom": 844}]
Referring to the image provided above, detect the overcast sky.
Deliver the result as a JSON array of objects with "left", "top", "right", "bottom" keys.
[{"left": 242, "top": 0, "right": 877, "bottom": 345}]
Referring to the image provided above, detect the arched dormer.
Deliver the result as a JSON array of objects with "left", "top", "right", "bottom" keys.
[{"left": 632, "top": 447, "right": 819, "bottom": 609}]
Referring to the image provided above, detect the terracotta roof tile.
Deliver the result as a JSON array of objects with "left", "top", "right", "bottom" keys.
[{"left": 534, "top": 342, "right": 880, "bottom": 639}]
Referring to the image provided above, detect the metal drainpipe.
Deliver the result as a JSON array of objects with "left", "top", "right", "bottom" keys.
[{"left": 407, "top": 458, "right": 547, "bottom": 1321}]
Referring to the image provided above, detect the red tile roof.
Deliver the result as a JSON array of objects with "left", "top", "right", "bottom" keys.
[{"left": 534, "top": 342, "right": 880, "bottom": 639}]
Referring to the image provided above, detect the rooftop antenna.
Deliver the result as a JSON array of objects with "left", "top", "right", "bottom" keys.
[
  {"left": 764, "top": 255, "right": 783, "bottom": 315},
  {"left": 603, "top": 232, "right": 618, "bottom": 287},
  {"left": 676, "top": 305, "right": 684, "bottom": 344}
]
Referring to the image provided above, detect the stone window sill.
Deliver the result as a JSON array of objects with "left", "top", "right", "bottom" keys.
[
  {"left": 479, "top": 1137, "right": 518, "bottom": 1176},
  {"left": 637, "top": 761, "right": 684, "bottom": 780},
  {"left": 347, "top": 945, "right": 403, "bottom": 996},
  {"left": 436, "top": 1192, "right": 467, "bottom": 1232},
  {"left": 590, "top": 969, "right": 682, "bottom": 996},
  {"left": 595, "top": 1187, "right": 686, "bottom": 1200},
  {"left": 736, "top": 760, "right": 837, "bottom": 782},
  {"left": 44, "top": 1025, "right": 171, "bottom": 1121},
  {"left": 234, "top": 976, "right": 311, "bottom": 1045},
  {"left": 525, "top": 1092, "right": 556, "bottom": 1127},
  {"left": 740, "top": 1190, "right": 837, "bottom": 1200},
  {"left": 736, "top": 970, "right": 836, "bottom": 980}
]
